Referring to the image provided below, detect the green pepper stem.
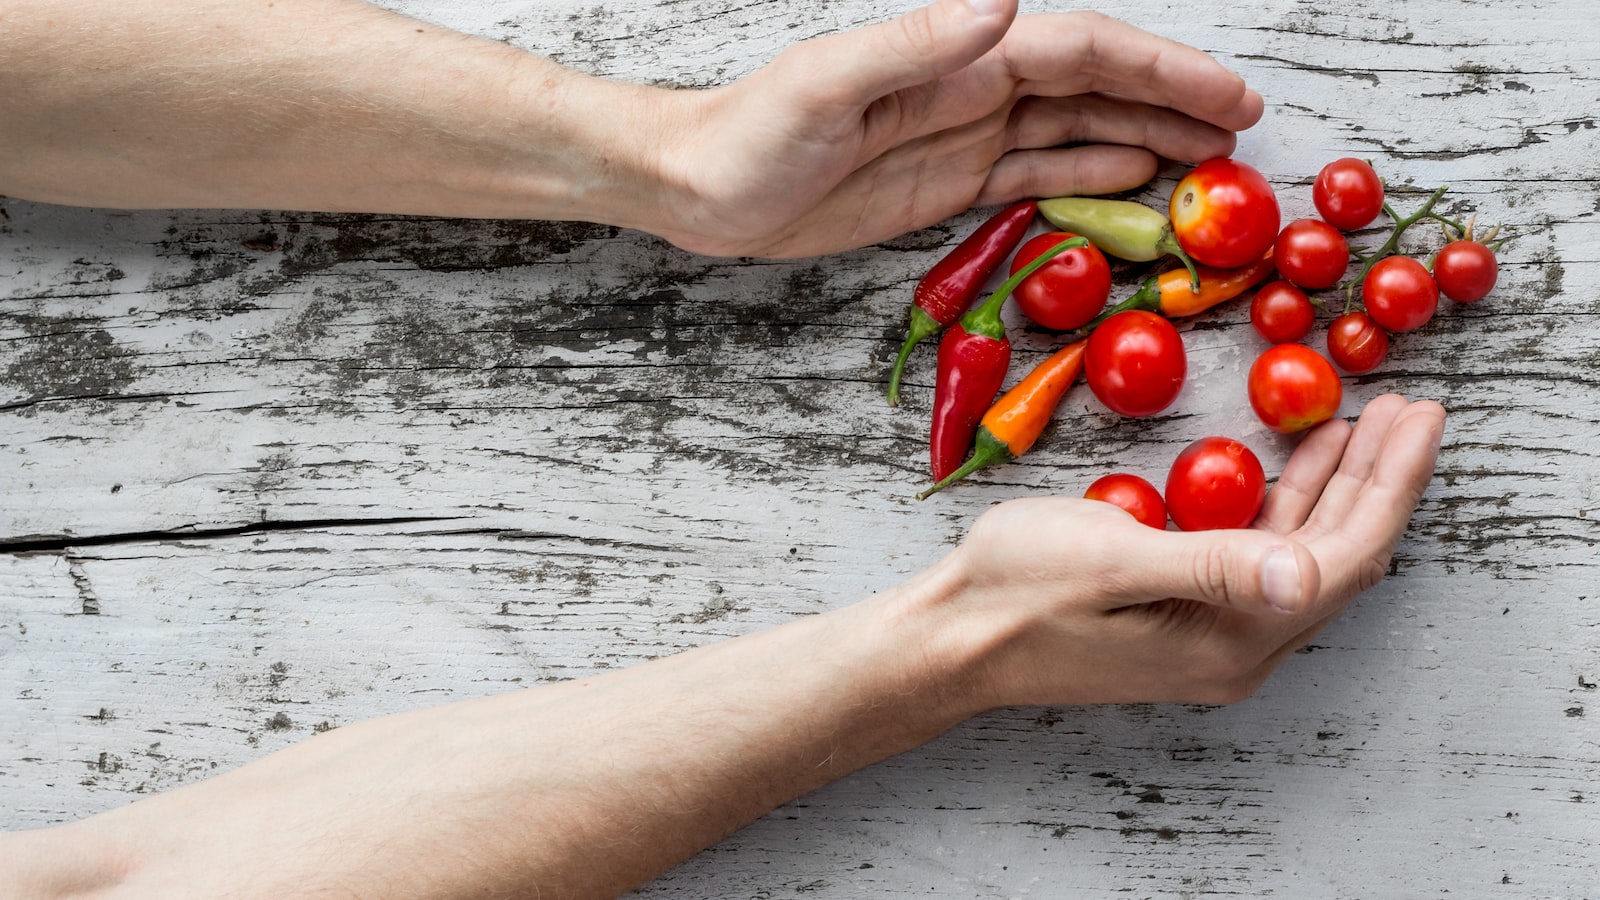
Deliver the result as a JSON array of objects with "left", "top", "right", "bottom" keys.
[
  {"left": 885, "top": 307, "right": 941, "bottom": 406},
  {"left": 959, "top": 236, "right": 1088, "bottom": 340},
  {"left": 1083, "top": 276, "right": 1160, "bottom": 331},
  {"left": 1156, "top": 229, "right": 1202, "bottom": 292},
  {"left": 915, "top": 428, "right": 1013, "bottom": 500}
]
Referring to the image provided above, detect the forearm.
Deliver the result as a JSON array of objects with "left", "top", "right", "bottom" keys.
[
  {"left": 0, "top": 0, "right": 679, "bottom": 227},
  {"left": 14, "top": 557, "right": 983, "bottom": 899}
]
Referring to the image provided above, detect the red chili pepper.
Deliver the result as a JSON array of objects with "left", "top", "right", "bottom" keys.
[
  {"left": 918, "top": 338, "right": 1087, "bottom": 499},
  {"left": 886, "top": 201, "right": 1036, "bottom": 406},
  {"left": 928, "top": 235, "right": 1088, "bottom": 481}
]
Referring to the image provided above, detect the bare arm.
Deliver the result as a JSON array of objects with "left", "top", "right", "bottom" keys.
[
  {"left": 0, "top": 396, "right": 1446, "bottom": 899},
  {"left": 0, "top": 0, "right": 1261, "bottom": 257}
]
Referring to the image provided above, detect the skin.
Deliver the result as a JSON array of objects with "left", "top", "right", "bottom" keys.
[
  {"left": 0, "top": 0, "right": 1261, "bottom": 257},
  {"left": 0, "top": 0, "right": 1446, "bottom": 896}
]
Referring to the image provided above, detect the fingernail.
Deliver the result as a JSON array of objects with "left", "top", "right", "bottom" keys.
[
  {"left": 965, "top": 0, "right": 1008, "bottom": 18},
  {"left": 1261, "top": 547, "right": 1303, "bottom": 614}
]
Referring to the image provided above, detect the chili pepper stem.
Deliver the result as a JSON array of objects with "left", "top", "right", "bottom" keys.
[
  {"left": 916, "top": 429, "right": 1013, "bottom": 500},
  {"left": 1156, "top": 232, "right": 1203, "bottom": 292},
  {"left": 886, "top": 307, "right": 941, "bottom": 406},
  {"left": 961, "top": 236, "right": 1089, "bottom": 339},
  {"left": 1085, "top": 278, "right": 1160, "bottom": 330}
]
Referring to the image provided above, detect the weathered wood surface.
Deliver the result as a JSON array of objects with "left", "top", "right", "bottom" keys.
[{"left": 3, "top": 0, "right": 1598, "bottom": 896}]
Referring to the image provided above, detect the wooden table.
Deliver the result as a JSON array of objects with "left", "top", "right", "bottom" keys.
[{"left": 4, "top": 0, "right": 1597, "bottom": 895}]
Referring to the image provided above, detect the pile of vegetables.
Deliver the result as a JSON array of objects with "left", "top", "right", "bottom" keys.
[{"left": 890, "top": 157, "right": 1503, "bottom": 529}]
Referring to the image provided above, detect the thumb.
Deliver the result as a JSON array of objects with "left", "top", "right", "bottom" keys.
[
  {"left": 789, "top": 0, "right": 1016, "bottom": 108},
  {"left": 1108, "top": 528, "right": 1323, "bottom": 617}
]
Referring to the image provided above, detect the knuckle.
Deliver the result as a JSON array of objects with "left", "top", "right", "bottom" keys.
[
  {"left": 891, "top": 10, "right": 941, "bottom": 64},
  {"left": 1189, "top": 543, "right": 1237, "bottom": 607}
]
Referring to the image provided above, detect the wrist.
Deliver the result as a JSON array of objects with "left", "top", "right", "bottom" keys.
[{"left": 865, "top": 549, "right": 1017, "bottom": 723}]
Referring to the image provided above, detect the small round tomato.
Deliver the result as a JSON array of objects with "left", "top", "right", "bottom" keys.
[
  {"left": 1247, "top": 344, "right": 1342, "bottom": 434},
  {"left": 1084, "top": 310, "right": 1187, "bottom": 418},
  {"left": 1326, "top": 311, "right": 1390, "bottom": 374},
  {"left": 1085, "top": 473, "right": 1167, "bottom": 530},
  {"left": 1250, "top": 281, "right": 1317, "bottom": 344},
  {"left": 1169, "top": 158, "right": 1281, "bottom": 268},
  {"left": 1363, "top": 256, "right": 1439, "bottom": 332},
  {"left": 1313, "top": 158, "right": 1385, "bottom": 231},
  {"left": 1433, "top": 240, "right": 1498, "bottom": 303},
  {"left": 1165, "top": 437, "right": 1266, "bottom": 532},
  {"left": 1009, "top": 231, "right": 1113, "bottom": 330},
  {"left": 1274, "top": 218, "right": 1350, "bottom": 290}
]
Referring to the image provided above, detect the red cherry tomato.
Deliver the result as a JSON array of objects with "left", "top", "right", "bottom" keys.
[
  {"left": 1084, "top": 473, "right": 1167, "bottom": 530},
  {"left": 1250, "top": 281, "right": 1317, "bottom": 344},
  {"left": 1009, "top": 231, "right": 1113, "bottom": 330},
  {"left": 1326, "top": 311, "right": 1390, "bottom": 375},
  {"left": 1313, "top": 158, "right": 1385, "bottom": 231},
  {"left": 1433, "top": 240, "right": 1498, "bottom": 303},
  {"left": 1274, "top": 218, "right": 1350, "bottom": 290},
  {"left": 1247, "top": 344, "right": 1343, "bottom": 434},
  {"left": 1084, "top": 310, "right": 1187, "bottom": 418},
  {"left": 1169, "top": 158, "right": 1281, "bottom": 268},
  {"left": 1165, "top": 437, "right": 1266, "bottom": 532},
  {"left": 1363, "top": 256, "right": 1439, "bottom": 332}
]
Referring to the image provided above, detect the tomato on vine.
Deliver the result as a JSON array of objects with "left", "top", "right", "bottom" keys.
[
  {"left": 1274, "top": 218, "right": 1350, "bottom": 290},
  {"left": 1250, "top": 281, "right": 1317, "bottom": 344},
  {"left": 1313, "top": 158, "right": 1385, "bottom": 231},
  {"left": 1169, "top": 158, "right": 1281, "bottom": 268},
  {"left": 1084, "top": 310, "right": 1187, "bottom": 418},
  {"left": 1084, "top": 473, "right": 1167, "bottom": 530},
  {"left": 1165, "top": 437, "right": 1266, "bottom": 532},
  {"left": 1434, "top": 239, "right": 1498, "bottom": 303},
  {"left": 1326, "top": 311, "right": 1389, "bottom": 374},
  {"left": 1247, "top": 344, "right": 1342, "bottom": 434},
  {"left": 1010, "top": 231, "right": 1113, "bottom": 330},
  {"left": 1363, "top": 255, "right": 1439, "bottom": 332}
]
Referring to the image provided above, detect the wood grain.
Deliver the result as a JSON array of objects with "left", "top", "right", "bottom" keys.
[{"left": 3, "top": 0, "right": 1598, "bottom": 896}]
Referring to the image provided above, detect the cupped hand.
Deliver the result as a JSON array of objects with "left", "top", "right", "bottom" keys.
[
  {"left": 644, "top": 0, "right": 1263, "bottom": 258},
  {"left": 944, "top": 394, "right": 1446, "bottom": 708}
]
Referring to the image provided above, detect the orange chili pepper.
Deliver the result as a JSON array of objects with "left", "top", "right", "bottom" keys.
[
  {"left": 1090, "top": 250, "right": 1276, "bottom": 327},
  {"left": 916, "top": 339, "right": 1087, "bottom": 500}
]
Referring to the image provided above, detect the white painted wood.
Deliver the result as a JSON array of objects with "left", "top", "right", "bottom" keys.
[{"left": 3, "top": 0, "right": 1598, "bottom": 896}]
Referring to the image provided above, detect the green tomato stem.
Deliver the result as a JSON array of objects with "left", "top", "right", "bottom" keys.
[{"left": 1349, "top": 184, "right": 1451, "bottom": 293}]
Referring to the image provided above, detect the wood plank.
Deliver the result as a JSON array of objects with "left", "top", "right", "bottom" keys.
[{"left": 3, "top": 0, "right": 1598, "bottom": 895}]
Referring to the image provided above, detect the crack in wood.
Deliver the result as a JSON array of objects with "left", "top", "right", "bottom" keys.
[{"left": 0, "top": 515, "right": 463, "bottom": 554}]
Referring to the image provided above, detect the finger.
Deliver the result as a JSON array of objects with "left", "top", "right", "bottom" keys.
[
  {"left": 997, "top": 12, "right": 1263, "bottom": 132},
  {"left": 1095, "top": 527, "right": 1322, "bottom": 617},
  {"left": 974, "top": 144, "right": 1159, "bottom": 206},
  {"left": 1297, "top": 393, "right": 1411, "bottom": 539},
  {"left": 1313, "top": 400, "right": 1447, "bottom": 592},
  {"left": 783, "top": 0, "right": 1017, "bottom": 113},
  {"left": 1005, "top": 93, "right": 1240, "bottom": 163},
  {"left": 1253, "top": 416, "right": 1353, "bottom": 535}
]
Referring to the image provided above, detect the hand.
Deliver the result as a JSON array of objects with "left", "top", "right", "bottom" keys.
[
  {"left": 643, "top": 0, "right": 1263, "bottom": 257},
  {"left": 936, "top": 394, "right": 1446, "bottom": 708}
]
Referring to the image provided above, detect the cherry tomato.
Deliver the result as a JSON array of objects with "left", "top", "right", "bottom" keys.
[
  {"left": 1009, "top": 231, "right": 1113, "bottom": 330},
  {"left": 1084, "top": 310, "right": 1187, "bottom": 418},
  {"left": 1247, "top": 344, "right": 1342, "bottom": 434},
  {"left": 1250, "top": 281, "right": 1316, "bottom": 344},
  {"left": 1326, "top": 311, "right": 1390, "bottom": 375},
  {"left": 1165, "top": 437, "right": 1266, "bottom": 532},
  {"left": 1313, "top": 158, "right": 1385, "bottom": 231},
  {"left": 1433, "top": 240, "right": 1498, "bottom": 303},
  {"left": 1362, "top": 255, "right": 1439, "bottom": 332},
  {"left": 1274, "top": 218, "right": 1350, "bottom": 290},
  {"left": 1169, "top": 158, "right": 1281, "bottom": 268},
  {"left": 1084, "top": 473, "right": 1167, "bottom": 530}
]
